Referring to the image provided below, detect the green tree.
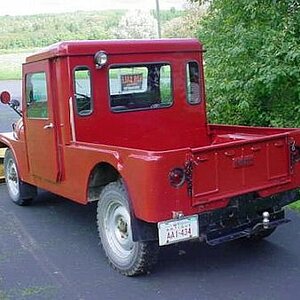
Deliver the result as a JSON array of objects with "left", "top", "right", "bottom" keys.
[
  {"left": 194, "top": 0, "right": 300, "bottom": 127},
  {"left": 0, "top": 11, "right": 125, "bottom": 50}
]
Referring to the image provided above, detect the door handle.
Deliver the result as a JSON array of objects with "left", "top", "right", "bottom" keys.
[{"left": 43, "top": 123, "right": 54, "bottom": 129}]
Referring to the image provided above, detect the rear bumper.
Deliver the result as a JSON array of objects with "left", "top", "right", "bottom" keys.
[
  {"left": 132, "top": 189, "right": 299, "bottom": 244},
  {"left": 206, "top": 211, "right": 289, "bottom": 246},
  {"left": 199, "top": 189, "right": 299, "bottom": 245}
]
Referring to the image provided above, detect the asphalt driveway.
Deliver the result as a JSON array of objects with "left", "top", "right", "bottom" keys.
[{"left": 0, "top": 184, "right": 300, "bottom": 300}]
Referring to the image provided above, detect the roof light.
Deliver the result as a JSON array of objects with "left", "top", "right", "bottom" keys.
[{"left": 94, "top": 51, "right": 108, "bottom": 69}]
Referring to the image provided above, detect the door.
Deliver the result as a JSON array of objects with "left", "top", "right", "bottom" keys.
[{"left": 24, "top": 60, "right": 59, "bottom": 183}]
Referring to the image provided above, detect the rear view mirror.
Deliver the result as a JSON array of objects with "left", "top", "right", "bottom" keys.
[
  {"left": 0, "top": 91, "right": 11, "bottom": 104},
  {"left": 0, "top": 91, "right": 22, "bottom": 117}
]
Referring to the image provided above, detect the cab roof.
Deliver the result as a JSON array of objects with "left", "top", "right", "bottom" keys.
[{"left": 25, "top": 39, "right": 202, "bottom": 63}]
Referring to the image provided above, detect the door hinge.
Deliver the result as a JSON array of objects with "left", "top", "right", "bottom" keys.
[{"left": 184, "top": 155, "right": 196, "bottom": 197}]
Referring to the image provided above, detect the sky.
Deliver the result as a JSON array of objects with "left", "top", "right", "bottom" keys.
[{"left": 0, "top": 0, "right": 187, "bottom": 16}]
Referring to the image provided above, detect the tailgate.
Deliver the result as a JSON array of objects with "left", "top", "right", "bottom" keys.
[{"left": 191, "top": 135, "right": 290, "bottom": 206}]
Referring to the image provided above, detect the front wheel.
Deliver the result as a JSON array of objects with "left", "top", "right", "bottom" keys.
[
  {"left": 4, "top": 149, "right": 34, "bottom": 206},
  {"left": 97, "top": 181, "right": 159, "bottom": 276}
]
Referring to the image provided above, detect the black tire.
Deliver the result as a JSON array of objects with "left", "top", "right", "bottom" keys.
[
  {"left": 97, "top": 180, "right": 159, "bottom": 276},
  {"left": 248, "top": 227, "right": 276, "bottom": 241},
  {"left": 4, "top": 149, "right": 35, "bottom": 206}
]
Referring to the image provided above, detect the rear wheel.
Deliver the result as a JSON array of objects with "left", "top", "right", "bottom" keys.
[
  {"left": 4, "top": 149, "right": 34, "bottom": 206},
  {"left": 97, "top": 180, "right": 159, "bottom": 276}
]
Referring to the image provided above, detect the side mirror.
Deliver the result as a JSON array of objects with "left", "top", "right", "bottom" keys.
[
  {"left": 0, "top": 91, "right": 11, "bottom": 104},
  {"left": 0, "top": 91, "right": 22, "bottom": 117}
]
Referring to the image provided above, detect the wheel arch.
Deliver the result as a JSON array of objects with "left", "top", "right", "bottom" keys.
[
  {"left": 0, "top": 141, "right": 10, "bottom": 154},
  {"left": 0, "top": 140, "right": 26, "bottom": 180},
  {"left": 87, "top": 161, "right": 121, "bottom": 202},
  {"left": 87, "top": 161, "right": 158, "bottom": 242},
  {"left": 3, "top": 146, "right": 37, "bottom": 203}
]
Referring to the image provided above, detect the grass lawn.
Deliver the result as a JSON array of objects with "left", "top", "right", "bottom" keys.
[
  {"left": 0, "top": 48, "right": 40, "bottom": 80},
  {"left": 289, "top": 200, "right": 300, "bottom": 212}
]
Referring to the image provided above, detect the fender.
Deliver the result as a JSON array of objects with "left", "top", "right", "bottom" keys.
[{"left": 0, "top": 133, "right": 29, "bottom": 182}]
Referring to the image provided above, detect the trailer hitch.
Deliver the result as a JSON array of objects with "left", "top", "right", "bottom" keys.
[{"left": 206, "top": 217, "right": 290, "bottom": 246}]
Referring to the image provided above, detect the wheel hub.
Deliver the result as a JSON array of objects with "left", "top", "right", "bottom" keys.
[
  {"left": 104, "top": 202, "right": 135, "bottom": 260},
  {"left": 8, "top": 170, "right": 17, "bottom": 182},
  {"left": 117, "top": 217, "right": 128, "bottom": 239}
]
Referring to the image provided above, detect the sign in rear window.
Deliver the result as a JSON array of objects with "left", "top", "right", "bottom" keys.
[{"left": 121, "top": 74, "right": 143, "bottom": 92}]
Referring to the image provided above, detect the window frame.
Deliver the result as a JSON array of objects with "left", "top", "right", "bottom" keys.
[
  {"left": 108, "top": 62, "right": 174, "bottom": 113},
  {"left": 73, "top": 65, "right": 94, "bottom": 117},
  {"left": 25, "top": 71, "right": 49, "bottom": 120},
  {"left": 185, "top": 60, "right": 202, "bottom": 106}
]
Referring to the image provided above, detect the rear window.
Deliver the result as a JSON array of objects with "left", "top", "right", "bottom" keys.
[
  {"left": 186, "top": 61, "right": 201, "bottom": 105},
  {"left": 109, "top": 63, "right": 172, "bottom": 112}
]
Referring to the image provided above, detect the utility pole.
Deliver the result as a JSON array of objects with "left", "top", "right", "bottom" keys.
[{"left": 155, "top": 0, "right": 162, "bottom": 38}]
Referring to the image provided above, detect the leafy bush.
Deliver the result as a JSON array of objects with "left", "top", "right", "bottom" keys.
[{"left": 195, "top": 0, "right": 300, "bottom": 127}]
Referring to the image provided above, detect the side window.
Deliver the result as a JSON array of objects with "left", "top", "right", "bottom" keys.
[
  {"left": 109, "top": 63, "right": 173, "bottom": 112},
  {"left": 186, "top": 62, "right": 201, "bottom": 105},
  {"left": 74, "top": 67, "right": 92, "bottom": 116},
  {"left": 159, "top": 65, "right": 172, "bottom": 107},
  {"left": 26, "top": 72, "right": 48, "bottom": 118}
]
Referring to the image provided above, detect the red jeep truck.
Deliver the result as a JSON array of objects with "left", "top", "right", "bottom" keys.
[{"left": 1, "top": 39, "right": 300, "bottom": 276}]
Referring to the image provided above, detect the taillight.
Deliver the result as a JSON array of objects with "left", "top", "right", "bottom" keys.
[{"left": 169, "top": 168, "right": 185, "bottom": 187}]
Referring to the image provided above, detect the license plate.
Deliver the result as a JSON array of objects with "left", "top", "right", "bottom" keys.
[{"left": 158, "top": 215, "right": 199, "bottom": 246}]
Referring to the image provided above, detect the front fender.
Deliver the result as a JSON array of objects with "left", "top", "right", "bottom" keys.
[{"left": 0, "top": 132, "right": 29, "bottom": 181}]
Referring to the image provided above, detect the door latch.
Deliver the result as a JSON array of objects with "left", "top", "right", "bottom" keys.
[{"left": 43, "top": 123, "right": 54, "bottom": 129}]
